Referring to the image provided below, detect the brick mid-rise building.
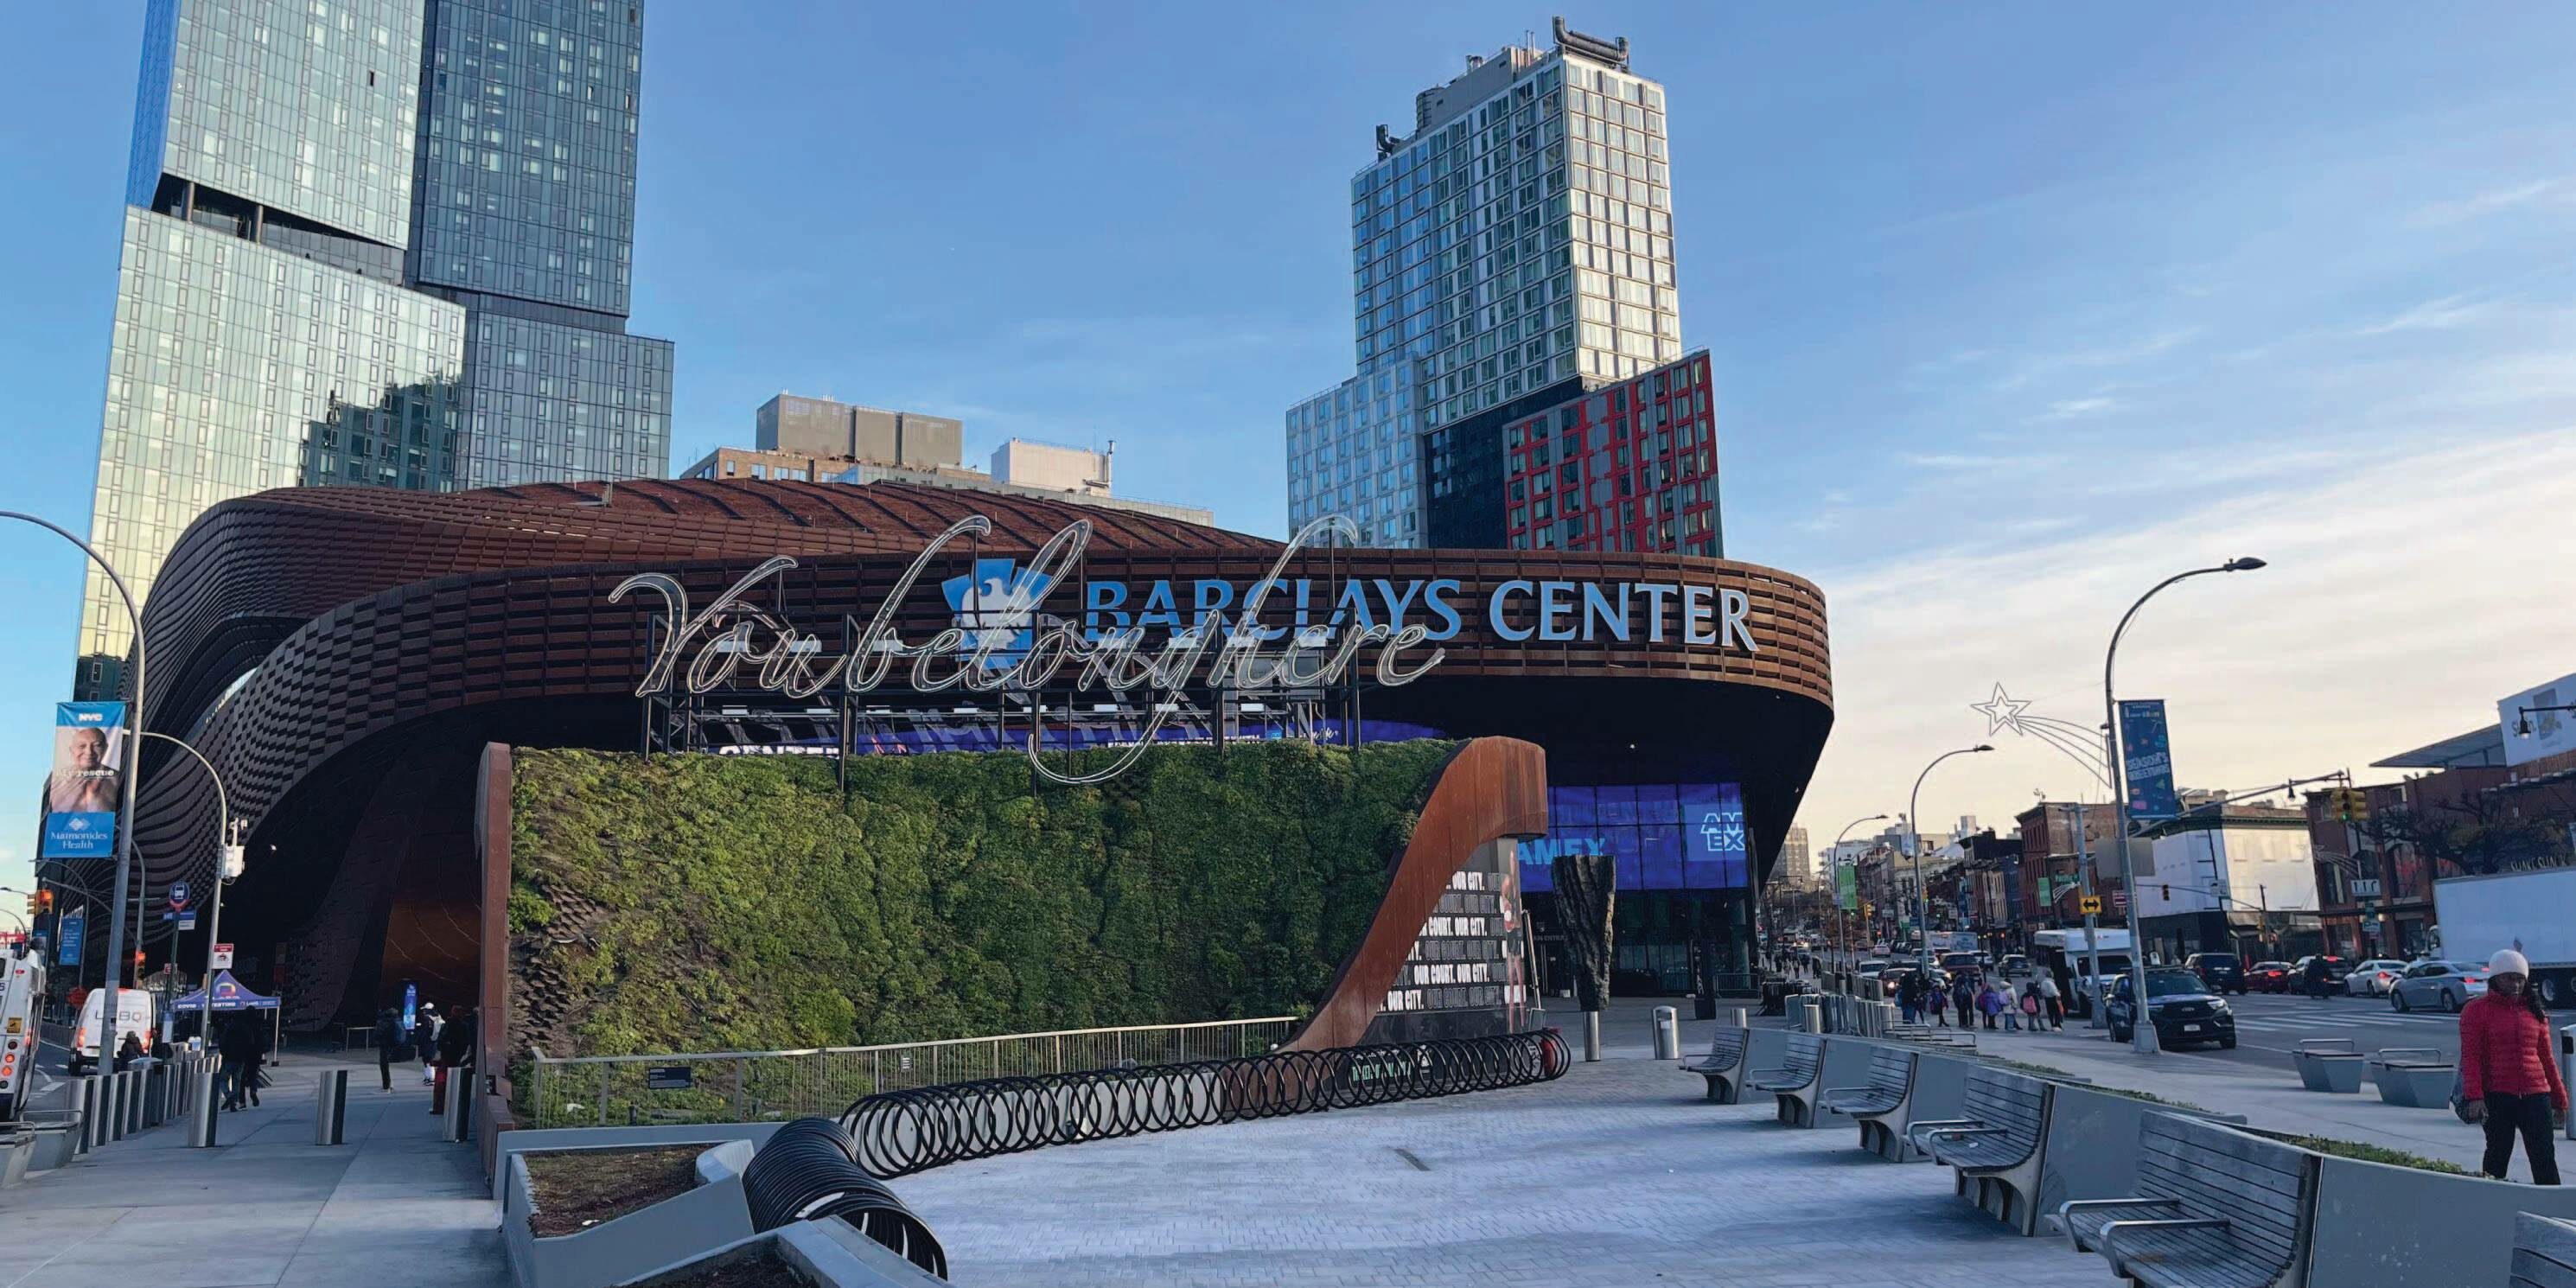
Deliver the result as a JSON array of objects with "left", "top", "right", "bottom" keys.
[{"left": 1496, "top": 350, "right": 1718, "bottom": 554}]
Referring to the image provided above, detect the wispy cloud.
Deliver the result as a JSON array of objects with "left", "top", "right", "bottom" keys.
[
  {"left": 2355, "top": 293, "right": 2495, "bottom": 335},
  {"left": 2407, "top": 179, "right": 2566, "bottom": 228},
  {"left": 1799, "top": 430, "right": 2576, "bottom": 845},
  {"left": 1900, "top": 450, "right": 2060, "bottom": 470},
  {"left": 1993, "top": 329, "right": 2201, "bottom": 391},
  {"left": 2039, "top": 395, "right": 2119, "bottom": 420}
]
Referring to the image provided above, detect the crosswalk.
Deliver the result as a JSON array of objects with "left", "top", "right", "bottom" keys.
[{"left": 2228, "top": 1009, "right": 2458, "bottom": 1033}]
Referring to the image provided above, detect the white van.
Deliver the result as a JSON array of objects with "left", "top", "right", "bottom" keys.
[{"left": 70, "top": 987, "right": 154, "bottom": 1075}]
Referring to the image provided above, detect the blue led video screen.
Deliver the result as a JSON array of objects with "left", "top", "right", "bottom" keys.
[{"left": 1521, "top": 782, "right": 1750, "bottom": 893}]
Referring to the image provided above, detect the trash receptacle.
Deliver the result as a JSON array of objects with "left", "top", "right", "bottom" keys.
[{"left": 1652, "top": 1006, "right": 1679, "bottom": 1060}]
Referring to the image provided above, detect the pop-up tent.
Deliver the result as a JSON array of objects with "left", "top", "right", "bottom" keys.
[{"left": 171, "top": 970, "right": 282, "bottom": 1053}]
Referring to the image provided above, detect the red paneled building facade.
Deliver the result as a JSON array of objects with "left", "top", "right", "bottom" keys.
[{"left": 1502, "top": 350, "right": 1720, "bottom": 555}]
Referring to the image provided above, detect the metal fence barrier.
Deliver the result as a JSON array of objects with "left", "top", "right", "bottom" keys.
[
  {"left": 524, "top": 1016, "right": 1300, "bottom": 1129},
  {"left": 839, "top": 1027, "right": 1572, "bottom": 1179}
]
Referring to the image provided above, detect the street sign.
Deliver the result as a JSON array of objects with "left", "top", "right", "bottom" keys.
[
  {"left": 2079, "top": 895, "right": 2104, "bottom": 915},
  {"left": 2350, "top": 878, "right": 2382, "bottom": 899},
  {"left": 645, "top": 1065, "right": 695, "bottom": 1091},
  {"left": 178, "top": 915, "right": 196, "bottom": 931},
  {"left": 168, "top": 881, "right": 191, "bottom": 910},
  {"left": 211, "top": 943, "right": 233, "bottom": 969}
]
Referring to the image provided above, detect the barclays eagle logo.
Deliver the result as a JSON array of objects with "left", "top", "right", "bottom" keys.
[{"left": 941, "top": 558, "right": 1055, "bottom": 666}]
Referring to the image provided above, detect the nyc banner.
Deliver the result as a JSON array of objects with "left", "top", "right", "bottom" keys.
[
  {"left": 2118, "top": 698, "right": 2181, "bottom": 825},
  {"left": 41, "top": 702, "right": 125, "bottom": 859}
]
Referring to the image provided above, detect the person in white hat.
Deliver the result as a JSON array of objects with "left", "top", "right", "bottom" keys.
[{"left": 2458, "top": 947, "right": 2565, "bottom": 1184}]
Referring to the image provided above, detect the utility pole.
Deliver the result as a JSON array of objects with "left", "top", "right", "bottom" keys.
[{"left": 2072, "top": 802, "right": 2107, "bottom": 1028}]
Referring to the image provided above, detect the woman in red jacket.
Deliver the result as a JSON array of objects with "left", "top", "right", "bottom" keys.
[{"left": 2458, "top": 949, "right": 2566, "bottom": 1184}]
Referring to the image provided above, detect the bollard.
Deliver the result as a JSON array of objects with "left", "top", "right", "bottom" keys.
[
  {"left": 188, "top": 1063, "right": 220, "bottom": 1148},
  {"left": 2563, "top": 1024, "right": 2573, "bottom": 1142},
  {"left": 315, "top": 1068, "right": 348, "bottom": 1145},
  {"left": 143, "top": 1064, "right": 165, "bottom": 1129},
  {"left": 440, "top": 1063, "right": 475, "bottom": 1143},
  {"left": 1723, "top": 1005, "right": 1748, "bottom": 1030},
  {"left": 105, "top": 1073, "right": 127, "bottom": 1142},
  {"left": 124, "top": 1070, "right": 144, "bottom": 1135},
  {"left": 73, "top": 1078, "right": 99, "bottom": 1154},
  {"left": 1652, "top": 1006, "right": 1679, "bottom": 1060},
  {"left": 1583, "top": 1011, "right": 1602, "bottom": 1063}
]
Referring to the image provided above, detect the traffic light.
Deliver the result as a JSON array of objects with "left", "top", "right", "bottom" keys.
[
  {"left": 2329, "top": 787, "right": 2371, "bottom": 823},
  {"left": 35, "top": 889, "right": 51, "bottom": 914}
]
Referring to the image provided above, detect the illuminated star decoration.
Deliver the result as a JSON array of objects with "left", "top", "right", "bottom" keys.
[
  {"left": 1970, "top": 683, "right": 2031, "bottom": 736},
  {"left": 1969, "top": 682, "right": 2112, "bottom": 790}
]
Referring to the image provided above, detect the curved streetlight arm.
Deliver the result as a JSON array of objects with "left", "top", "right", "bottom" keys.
[
  {"left": 135, "top": 730, "right": 238, "bottom": 1052},
  {"left": 2102, "top": 558, "right": 2264, "bottom": 1053},
  {"left": 1827, "top": 813, "right": 1890, "bottom": 960},
  {"left": 2, "top": 511, "right": 147, "bottom": 1039},
  {"left": 1910, "top": 747, "right": 1993, "bottom": 973}
]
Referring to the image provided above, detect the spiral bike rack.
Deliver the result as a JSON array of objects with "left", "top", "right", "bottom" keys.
[
  {"left": 743, "top": 1116, "right": 947, "bottom": 1278},
  {"left": 837, "top": 1027, "right": 1571, "bottom": 1179}
]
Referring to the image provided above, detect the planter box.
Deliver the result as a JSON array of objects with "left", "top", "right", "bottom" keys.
[
  {"left": 2291, "top": 1049, "right": 2364, "bottom": 1093},
  {"left": 504, "top": 1140, "right": 756, "bottom": 1288},
  {"left": 492, "top": 1123, "right": 783, "bottom": 1199},
  {"left": 2308, "top": 1151, "right": 2576, "bottom": 1288},
  {"left": 2370, "top": 1062, "right": 2453, "bottom": 1109},
  {"left": 618, "top": 1221, "right": 947, "bottom": 1288}
]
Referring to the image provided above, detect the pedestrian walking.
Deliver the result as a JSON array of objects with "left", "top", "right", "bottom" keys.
[
  {"left": 2302, "top": 955, "right": 2331, "bottom": 1000},
  {"left": 1951, "top": 977, "right": 1975, "bottom": 1029},
  {"left": 2000, "top": 979, "right": 2024, "bottom": 1031},
  {"left": 432, "top": 1006, "right": 476, "bottom": 1115},
  {"left": 372, "top": 1007, "right": 404, "bottom": 1092},
  {"left": 2458, "top": 949, "right": 2566, "bottom": 1184},
  {"left": 1897, "top": 972, "right": 1923, "bottom": 1025},
  {"left": 2036, "top": 972, "right": 2064, "bottom": 1030},
  {"left": 113, "top": 1030, "right": 144, "bottom": 1072},
  {"left": 414, "top": 1003, "right": 441, "bottom": 1085},
  {"left": 1977, "top": 980, "right": 2004, "bottom": 1030},
  {"left": 1928, "top": 979, "right": 1949, "bottom": 1027},
  {"left": 217, "top": 1014, "right": 263, "bottom": 1111}
]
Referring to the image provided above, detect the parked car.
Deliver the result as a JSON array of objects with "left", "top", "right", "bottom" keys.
[
  {"left": 2245, "top": 960, "right": 2294, "bottom": 992},
  {"left": 2107, "top": 967, "right": 2238, "bottom": 1049},
  {"left": 2184, "top": 952, "right": 2248, "bottom": 994},
  {"left": 2390, "top": 959, "right": 2490, "bottom": 1012},
  {"left": 2343, "top": 959, "right": 2410, "bottom": 998}
]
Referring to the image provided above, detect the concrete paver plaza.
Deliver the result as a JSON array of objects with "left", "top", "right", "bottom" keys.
[
  {"left": 0, "top": 1061, "right": 506, "bottom": 1288},
  {"left": 896, "top": 1054, "right": 2113, "bottom": 1288}
]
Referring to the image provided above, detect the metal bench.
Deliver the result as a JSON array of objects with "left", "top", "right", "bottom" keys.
[
  {"left": 1819, "top": 1046, "right": 1921, "bottom": 1161},
  {"left": 2367, "top": 1047, "right": 2455, "bottom": 1108},
  {"left": 2058, "top": 1112, "right": 2318, "bottom": 1288},
  {"left": 2288, "top": 1038, "right": 2363, "bottom": 1093},
  {"left": 1680, "top": 1026, "right": 1750, "bottom": 1104},
  {"left": 1749, "top": 1032, "right": 1827, "bottom": 1126},
  {"left": 2515, "top": 1212, "right": 2576, "bottom": 1288},
  {"left": 1907, "top": 1067, "right": 2053, "bottom": 1234}
]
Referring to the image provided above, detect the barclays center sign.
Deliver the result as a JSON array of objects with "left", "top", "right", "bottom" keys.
[{"left": 615, "top": 514, "right": 1760, "bottom": 782}]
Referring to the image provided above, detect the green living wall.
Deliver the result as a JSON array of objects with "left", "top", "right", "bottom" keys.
[{"left": 507, "top": 739, "right": 1458, "bottom": 1058}]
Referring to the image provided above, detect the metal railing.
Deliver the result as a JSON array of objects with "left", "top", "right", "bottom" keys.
[{"left": 521, "top": 1015, "right": 1302, "bottom": 1129}]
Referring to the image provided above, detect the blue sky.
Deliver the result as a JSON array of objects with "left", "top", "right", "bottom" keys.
[{"left": 4, "top": 3, "right": 2576, "bottom": 896}]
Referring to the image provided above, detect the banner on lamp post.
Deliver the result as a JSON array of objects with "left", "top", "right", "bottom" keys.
[
  {"left": 41, "top": 702, "right": 125, "bottom": 859},
  {"left": 2118, "top": 698, "right": 2180, "bottom": 825},
  {"left": 1835, "top": 863, "right": 1858, "bottom": 911}
]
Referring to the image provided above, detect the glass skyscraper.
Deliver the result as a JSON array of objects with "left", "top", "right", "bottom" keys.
[
  {"left": 1285, "top": 20, "right": 1682, "bottom": 550},
  {"left": 78, "top": 0, "right": 672, "bottom": 698}
]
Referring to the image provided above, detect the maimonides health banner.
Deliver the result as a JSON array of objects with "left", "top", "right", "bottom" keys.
[{"left": 42, "top": 702, "right": 124, "bottom": 859}]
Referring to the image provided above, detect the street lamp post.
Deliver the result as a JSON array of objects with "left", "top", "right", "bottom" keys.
[
  {"left": 4, "top": 512, "right": 146, "bottom": 1057},
  {"left": 135, "top": 731, "right": 238, "bottom": 1062},
  {"left": 1910, "top": 746, "right": 1994, "bottom": 976},
  {"left": 1829, "top": 813, "right": 1890, "bottom": 962},
  {"left": 2101, "top": 556, "right": 2266, "bottom": 1054}
]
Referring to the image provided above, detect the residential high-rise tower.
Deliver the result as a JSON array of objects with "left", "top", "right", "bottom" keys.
[
  {"left": 1285, "top": 18, "right": 1690, "bottom": 551},
  {"left": 75, "top": 0, "right": 673, "bottom": 699}
]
